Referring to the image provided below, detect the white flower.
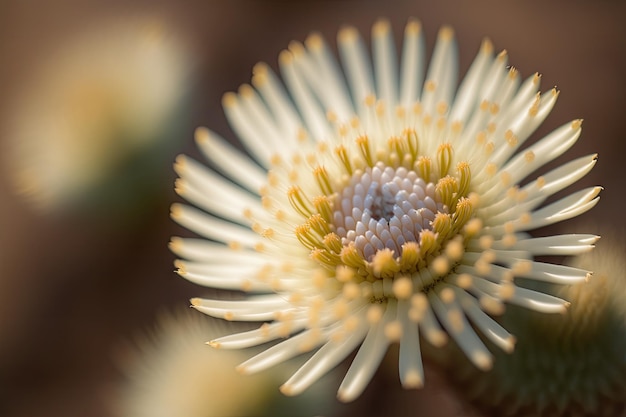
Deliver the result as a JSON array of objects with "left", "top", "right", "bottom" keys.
[
  {"left": 5, "top": 17, "right": 190, "bottom": 210},
  {"left": 114, "top": 309, "right": 275, "bottom": 417},
  {"left": 171, "top": 18, "right": 600, "bottom": 402}
]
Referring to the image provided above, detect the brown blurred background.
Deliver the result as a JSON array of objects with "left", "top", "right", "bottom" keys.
[{"left": 0, "top": 1, "right": 624, "bottom": 416}]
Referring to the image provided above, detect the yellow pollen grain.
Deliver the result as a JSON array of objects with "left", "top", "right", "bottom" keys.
[
  {"left": 275, "top": 209, "right": 287, "bottom": 222},
  {"left": 412, "top": 102, "right": 423, "bottom": 115},
  {"left": 228, "top": 241, "right": 242, "bottom": 251},
  {"left": 487, "top": 122, "right": 496, "bottom": 134},
  {"left": 238, "top": 83, "right": 254, "bottom": 99},
  {"left": 479, "top": 100, "right": 489, "bottom": 112},
  {"left": 528, "top": 93, "right": 541, "bottom": 116},
  {"left": 367, "top": 304, "right": 384, "bottom": 324},
  {"left": 333, "top": 299, "right": 349, "bottom": 318},
  {"left": 536, "top": 176, "right": 546, "bottom": 189},
  {"left": 479, "top": 235, "right": 494, "bottom": 250},
  {"left": 288, "top": 40, "right": 305, "bottom": 57},
  {"left": 305, "top": 32, "right": 323, "bottom": 51},
  {"left": 432, "top": 256, "right": 450, "bottom": 276},
  {"left": 326, "top": 110, "right": 338, "bottom": 123},
  {"left": 436, "top": 101, "right": 448, "bottom": 115},
  {"left": 364, "top": 94, "right": 376, "bottom": 107},
  {"left": 261, "top": 196, "right": 273, "bottom": 210},
  {"left": 376, "top": 101, "right": 386, "bottom": 117},
  {"left": 480, "top": 296, "right": 505, "bottom": 315},
  {"left": 464, "top": 218, "right": 483, "bottom": 236},
  {"left": 440, "top": 287, "right": 455, "bottom": 303},
  {"left": 296, "top": 127, "right": 308, "bottom": 143},
  {"left": 343, "top": 282, "right": 360, "bottom": 300},
  {"left": 506, "top": 186, "right": 519, "bottom": 200},
  {"left": 472, "top": 351, "right": 493, "bottom": 371},
  {"left": 336, "top": 265, "right": 355, "bottom": 282},
  {"left": 511, "top": 259, "right": 532, "bottom": 276},
  {"left": 438, "top": 25, "right": 454, "bottom": 41},
  {"left": 524, "top": 151, "right": 535, "bottom": 163},
  {"left": 343, "top": 316, "right": 360, "bottom": 332},
  {"left": 499, "top": 282, "right": 516, "bottom": 300},
  {"left": 475, "top": 131, "right": 487, "bottom": 145},
  {"left": 475, "top": 260, "right": 491, "bottom": 275},
  {"left": 572, "top": 119, "right": 583, "bottom": 130},
  {"left": 254, "top": 242, "right": 266, "bottom": 252},
  {"left": 490, "top": 103, "right": 500, "bottom": 115},
  {"left": 425, "top": 80, "right": 437, "bottom": 92},
  {"left": 312, "top": 269, "right": 327, "bottom": 289},
  {"left": 222, "top": 91, "right": 237, "bottom": 108},
  {"left": 500, "top": 171, "right": 512, "bottom": 187},
  {"left": 519, "top": 212, "right": 532, "bottom": 225},
  {"left": 502, "top": 233, "right": 517, "bottom": 247},
  {"left": 392, "top": 276, "right": 413, "bottom": 300},
  {"left": 445, "top": 239, "right": 464, "bottom": 261},
  {"left": 270, "top": 153, "right": 282, "bottom": 166},
  {"left": 457, "top": 273, "right": 473, "bottom": 289},
  {"left": 504, "top": 129, "right": 517, "bottom": 146},
  {"left": 484, "top": 141, "right": 495, "bottom": 155},
  {"left": 395, "top": 105, "right": 406, "bottom": 119},
  {"left": 480, "top": 37, "right": 493, "bottom": 54},
  {"left": 261, "top": 228, "right": 275, "bottom": 239},
  {"left": 384, "top": 321, "right": 403, "bottom": 342}
]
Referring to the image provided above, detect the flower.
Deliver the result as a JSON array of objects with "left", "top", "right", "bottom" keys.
[
  {"left": 4, "top": 16, "right": 190, "bottom": 210},
  {"left": 171, "top": 18, "right": 600, "bottom": 402},
  {"left": 114, "top": 309, "right": 276, "bottom": 417},
  {"left": 443, "top": 228, "right": 625, "bottom": 416}
]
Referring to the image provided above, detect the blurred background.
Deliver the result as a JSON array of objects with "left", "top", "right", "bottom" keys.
[{"left": 0, "top": 1, "right": 624, "bottom": 416}]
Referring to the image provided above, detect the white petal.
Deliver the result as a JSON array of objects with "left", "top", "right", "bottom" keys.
[
  {"left": 455, "top": 288, "right": 515, "bottom": 353},
  {"left": 338, "top": 26, "right": 375, "bottom": 109},
  {"left": 222, "top": 92, "right": 274, "bottom": 167},
  {"left": 515, "top": 186, "right": 601, "bottom": 231},
  {"left": 422, "top": 26, "right": 457, "bottom": 112},
  {"left": 280, "top": 311, "right": 369, "bottom": 396},
  {"left": 177, "top": 260, "right": 271, "bottom": 292},
  {"left": 501, "top": 234, "right": 599, "bottom": 256},
  {"left": 211, "top": 318, "right": 310, "bottom": 349},
  {"left": 449, "top": 39, "right": 493, "bottom": 124},
  {"left": 304, "top": 34, "right": 355, "bottom": 120},
  {"left": 171, "top": 203, "right": 261, "bottom": 248},
  {"left": 194, "top": 127, "right": 266, "bottom": 192},
  {"left": 252, "top": 62, "right": 303, "bottom": 140},
  {"left": 398, "top": 299, "right": 423, "bottom": 388},
  {"left": 337, "top": 301, "right": 395, "bottom": 402},
  {"left": 191, "top": 295, "right": 293, "bottom": 321},
  {"left": 500, "top": 119, "right": 583, "bottom": 186},
  {"left": 513, "top": 260, "right": 590, "bottom": 285},
  {"left": 399, "top": 18, "right": 425, "bottom": 107},
  {"left": 372, "top": 19, "right": 398, "bottom": 106},
  {"left": 238, "top": 325, "right": 334, "bottom": 374},
  {"left": 169, "top": 237, "right": 266, "bottom": 264},
  {"left": 429, "top": 288, "right": 493, "bottom": 370},
  {"left": 522, "top": 153, "right": 597, "bottom": 201},
  {"left": 280, "top": 48, "right": 332, "bottom": 141}
]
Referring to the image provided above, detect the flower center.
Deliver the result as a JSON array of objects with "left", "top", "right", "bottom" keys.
[
  {"left": 282, "top": 126, "right": 480, "bottom": 299},
  {"left": 334, "top": 163, "right": 447, "bottom": 261}
]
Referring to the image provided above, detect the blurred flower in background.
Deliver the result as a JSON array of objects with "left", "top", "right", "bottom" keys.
[
  {"left": 3, "top": 16, "right": 191, "bottom": 212},
  {"left": 444, "top": 227, "right": 626, "bottom": 416},
  {"left": 114, "top": 307, "right": 338, "bottom": 417},
  {"left": 172, "top": 18, "right": 600, "bottom": 402}
]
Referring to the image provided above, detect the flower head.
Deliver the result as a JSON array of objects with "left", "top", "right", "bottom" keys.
[
  {"left": 5, "top": 16, "right": 190, "bottom": 210},
  {"left": 114, "top": 310, "right": 275, "bottom": 417},
  {"left": 171, "top": 18, "right": 600, "bottom": 401}
]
